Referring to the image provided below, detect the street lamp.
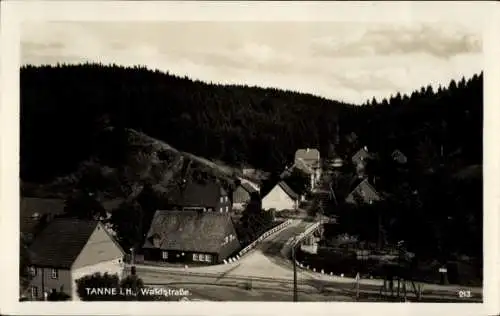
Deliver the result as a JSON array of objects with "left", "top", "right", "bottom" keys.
[
  {"left": 291, "top": 239, "right": 298, "bottom": 302},
  {"left": 130, "top": 247, "right": 135, "bottom": 265}
]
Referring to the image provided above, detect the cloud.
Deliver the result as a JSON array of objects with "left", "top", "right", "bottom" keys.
[
  {"left": 310, "top": 23, "right": 481, "bottom": 59},
  {"left": 20, "top": 21, "right": 483, "bottom": 104}
]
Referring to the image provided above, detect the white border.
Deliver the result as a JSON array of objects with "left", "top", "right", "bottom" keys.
[{"left": 1, "top": 1, "right": 499, "bottom": 315}]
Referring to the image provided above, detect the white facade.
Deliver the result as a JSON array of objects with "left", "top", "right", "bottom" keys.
[
  {"left": 261, "top": 185, "right": 298, "bottom": 211},
  {"left": 232, "top": 202, "right": 246, "bottom": 210},
  {"left": 70, "top": 223, "right": 125, "bottom": 300}
]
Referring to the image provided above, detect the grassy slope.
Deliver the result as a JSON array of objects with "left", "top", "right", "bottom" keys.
[{"left": 22, "top": 128, "right": 257, "bottom": 200}]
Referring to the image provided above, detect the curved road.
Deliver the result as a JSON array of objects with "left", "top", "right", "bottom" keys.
[{"left": 131, "top": 220, "right": 482, "bottom": 302}]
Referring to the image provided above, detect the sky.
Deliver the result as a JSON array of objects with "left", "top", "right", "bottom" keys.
[{"left": 21, "top": 21, "right": 483, "bottom": 105}]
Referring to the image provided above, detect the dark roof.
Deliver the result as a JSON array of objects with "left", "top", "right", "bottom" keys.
[
  {"left": 171, "top": 180, "right": 227, "bottom": 208},
  {"left": 101, "top": 198, "right": 125, "bottom": 212},
  {"left": 295, "top": 148, "right": 320, "bottom": 162},
  {"left": 240, "top": 182, "right": 258, "bottom": 194},
  {"left": 391, "top": 149, "right": 408, "bottom": 164},
  {"left": 28, "top": 218, "right": 98, "bottom": 268},
  {"left": 143, "top": 210, "right": 240, "bottom": 253},
  {"left": 20, "top": 197, "right": 66, "bottom": 234},
  {"left": 293, "top": 159, "right": 315, "bottom": 174},
  {"left": 278, "top": 181, "right": 300, "bottom": 200},
  {"left": 346, "top": 178, "right": 382, "bottom": 205},
  {"left": 352, "top": 147, "right": 372, "bottom": 165}
]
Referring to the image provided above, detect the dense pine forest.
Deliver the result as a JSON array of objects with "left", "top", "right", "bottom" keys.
[
  {"left": 21, "top": 63, "right": 347, "bottom": 183},
  {"left": 20, "top": 63, "right": 482, "bottom": 184}
]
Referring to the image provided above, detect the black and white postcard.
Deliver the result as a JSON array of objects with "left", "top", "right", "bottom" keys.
[{"left": 1, "top": 1, "right": 499, "bottom": 316}]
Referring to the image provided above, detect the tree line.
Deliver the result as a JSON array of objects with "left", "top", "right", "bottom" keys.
[{"left": 21, "top": 63, "right": 346, "bottom": 183}]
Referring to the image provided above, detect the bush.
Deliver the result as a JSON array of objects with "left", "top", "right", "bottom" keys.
[{"left": 76, "top": 272, "right": 121, "bottom": 301}]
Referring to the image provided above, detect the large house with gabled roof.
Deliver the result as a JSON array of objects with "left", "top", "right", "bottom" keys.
[
  {"left": 142, "top": 210, "right": 241, "bottom": 264},
  {"left": 168, "top": 179, "right": 232, "bottom": 213},
  {"left": 294, "top": 148, "right": 322, "bottom": 190},
  {"left": 25, "top": 218, "right": 125, "bottom": 301},
  {"left": 261, "top": 180, "right": 300, "bottom": 211},
  {"left": 345, "top": 178, "right": 382, "bottom": 205}
]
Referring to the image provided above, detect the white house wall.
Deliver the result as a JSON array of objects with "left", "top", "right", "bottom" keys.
[
  {"left": 262, "top": 185, "right": 296, "bottom": 211},
  {"left": 70, "top": 223, "right": 125, "bottom": 300},
  {"left": 72, "top": 224, "right": 124, "bottom": 270},
  {"left": 232, "top": 202, "right": 246, "bottom": 210}
]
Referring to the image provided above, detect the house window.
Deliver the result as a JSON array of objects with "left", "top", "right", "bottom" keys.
[
  {"left": 162, "top": 251, "right": 168, "bottom": 260},
  {"left": 220, "top": 208, "right": 223, "bottom": 213},
  {"left": 225, "top": 206, "right": 229, "bottom": 212},
  {"left": 225, "top": 196, "right": 228, "bottom": 202},
  {"left": 198, "top": 254, "right": 205, "bottom": 261},
  {"left": 204, "top": 254, "right": 212, "bottom": 262},
  {"left": 193, "top": 253, "right": 199, "bottom": 261},
  {"left": 29, "top": 266, "right": 37, "bottom": 277},
  {"left": 220, "top": 197, "right": 223, "bottom": 203},
  {"left": 31, "top": 286, "right": 38, "bottom": 299},
  {"left": 224, "top": 236, "right": 229, "bottom": 244},
  {"left": 51, "top": 269, "right": 58, "bottom": 279}
]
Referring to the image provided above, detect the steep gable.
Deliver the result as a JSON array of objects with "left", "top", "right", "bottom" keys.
[
  {"left": 72, "top": 222, "right": 125, "bottom": 270},
  {"left": 346, "top": 179, "right": 381, "bottom": 205},
  {"left": 352, "top": 147, "right": 372, "bottom": 165},
  {"left": 278, "top": 181, "right": 299, "bottom": 200}
]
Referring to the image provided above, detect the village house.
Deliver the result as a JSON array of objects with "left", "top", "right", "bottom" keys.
[
  {"left": 352, "top": 146, "right": 376, "bottom": 178},
  {"left": 261, "top": 181, "right": 300, "bottom": 211},
  {"left": 391, "top": 149, "right": 408, "bottom": 165},
  {"left": 352, "top": 146, "right": 373, "bottom": 166},
  {"left": 294, "top": 148, "right": 322, "bottom": 190},
  {"left": 142, "top": 210, "right": 241, "bottom": 264},
  {"left": 345, "top": 131, "right": 358, "bottom": 144},
  {"left": 232, "top": 182, "right": 259, "bottom": 210},
  {"left": 20, "top": 197, "right": 66, "bottom": 243},
  {"left": 25, "top": 218, "right": 125, "bottom": 301},
  {"left": 345, "top": 178, "right": 382, "bottom": 205},
  {"left": 169, "top": 179, "right": 232, "bottom": 213}
]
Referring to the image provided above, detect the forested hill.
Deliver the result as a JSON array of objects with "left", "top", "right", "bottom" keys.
[
  {"left": 350, "top": 72, "right": 483, "bottom": 167},
  {"left": 21, "top": 63, "right": 348, "bottom": 182},
  {"left": 20, "top": 63, "right": 483, "bottom": 184}
]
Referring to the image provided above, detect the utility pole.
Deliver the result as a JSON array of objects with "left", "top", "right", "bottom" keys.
[
  {"left": 292, "top": 242, "right": 298, "bottom": 302},
  {"left": 377, "top": 212, "right": 382, "bottom": 250}
]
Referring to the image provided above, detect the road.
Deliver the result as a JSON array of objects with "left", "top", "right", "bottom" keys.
[{"left": 130, "top": 219, "right": 482, "bottom": 302}]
